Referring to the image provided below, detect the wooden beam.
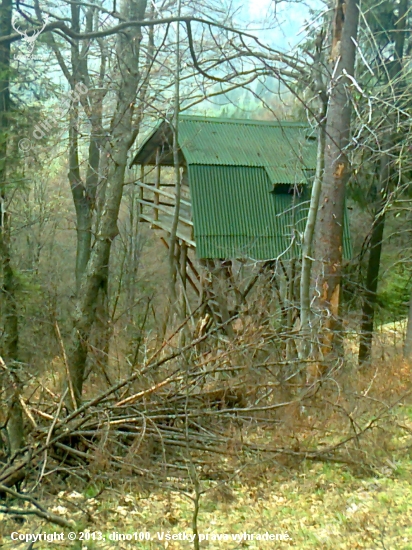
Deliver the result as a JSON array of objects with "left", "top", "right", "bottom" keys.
[
  {"left": 139, "top": 165, "right": 144, "bottom": 216},
  {"left": 186, "top": 253, "right": 200, "bottom": 282},
  {"left": 154, "top": 148, "right": 160, "bottom": 222},
  {"left": 139, "top": 198, "right": 175, "bottom": 207},
  {"left": 174, "top": 241, "right": 181, "bottom": 286},
  {"left": 142, "top": 216, "right": 196, "bottom": 247},
  {"left": 181, "top": 242, "right": 187, "bottom": 291},
  {"left": 161, "top": 237, "right": 199, "bottom": 295},
  {"left": 137, "top": 200, "right": 193, "bottom": 227},
  {"left": 183, "top": 270, "right": 200, "bottom": 296},
  {"left": 180, "top": 242, "right": 188, "bottom": 317},
  {"left": 136, "top": 181, "right": 191, "bottom": 207},
  {"left": 135, "top": 182, "right": 176, "bottom": 187}
]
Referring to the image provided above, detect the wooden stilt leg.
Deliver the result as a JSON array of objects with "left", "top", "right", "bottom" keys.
[{"left": 180, "top": 242, "right": 187, "bottom": 319}]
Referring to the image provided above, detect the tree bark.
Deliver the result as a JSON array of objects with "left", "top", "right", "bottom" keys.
[
  {"left": 311, "top": 0, "right": 360, "bottom": 364},
  {"left": 168, "top": 1, "right": 182, "bottom": 312},
  {"left": 404, "top": 287, "right": 412, "bottom": 360},
  {"left": 357, "top": 157, "right": 388, "bottom": 363},
  {"left": 299, "top": 103, "right": 327, "bottom": 360},
  {"left": 0, "top": 0, "right": 24, "bottom": 453}
]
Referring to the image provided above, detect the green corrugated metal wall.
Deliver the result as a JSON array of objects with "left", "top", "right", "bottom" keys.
[
  {"left": 190, "top": 165, "right": 301, "bottom": 260},
  {"left": 188, "top": 165, "right": 351, "bottom": 260}
]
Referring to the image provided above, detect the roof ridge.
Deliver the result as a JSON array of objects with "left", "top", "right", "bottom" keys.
[{"left": 179, "top": 115, "right": 308, "bottom": 127}]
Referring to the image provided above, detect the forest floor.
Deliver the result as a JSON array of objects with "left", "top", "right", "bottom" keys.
[{"left": 1, "top": 402, "right": 411, "bottom": 549}]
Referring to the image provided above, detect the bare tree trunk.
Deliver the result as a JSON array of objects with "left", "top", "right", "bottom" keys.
[
  {"left": 311, "top": 0, "right": 360, "bottom": 365},
  {"left": 359, "top": 0, "right": 408, "bottom": 364},
  {"left": 47, "top": 2, "right": 107, "bottom": 298},
  {"left": 357, "top": 163, "right": 388, "bottom": 364},
  {"left": 124, "top": 183, "right": 141, "bottom": 320},
  {"left": 72, "top": 127, "right": 101, "bottom": 294},
  {"left": 404, "top": 288, "right": 412, "bottom": 360},
  {"left": 66, "top": 4, "right": 104, "bottom": 294},
  {"left": 0, "top": 0, "right": 24, "bottom": 453},
  {"left": 168, "top": 0, "right": 182, "bottom": 313},
  {"left": 92, "top": 276, "right": 111, "bottom": 381},
  {"left": 67, "top": 0, "right": 148, "bottom": 405},
  {"left": 299, "top": 104, "right": 327, "bottom": 360},
  {"left": 0, "top": 227, "right": 24, "bottom": 455},
  {"left": 68, "top": 106, "right": 94, "bottom": 295}
]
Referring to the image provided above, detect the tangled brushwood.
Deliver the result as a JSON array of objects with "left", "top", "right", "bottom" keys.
[{"left": 0, "top": 321, "right": 411, "bottom": 527}]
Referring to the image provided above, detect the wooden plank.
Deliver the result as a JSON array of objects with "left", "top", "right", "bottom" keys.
[
  {"left": 180, "top": 267, "right": 199, "bottom": 296},
  {"left": 140, "top": 214, "right": 196, "bottom": 247},
  {"left": 154, "top": 148, "right": 160, "bottom": 221},
  {"left": 139, "top": 165, "right": 144, "bottom": 215},
  {"left": 181, "top": 242, "right": 187, "bottom": 291},
  {"left": 136, "top": 182, "right": 176, "bottom": 187},
  {"left": 180, "top": 241, "right": 188, "bottom": 315},
  {"left": 137, "top": 199, "right": 193, "bottom": 227},
  {"left": 186, "top": 254, "right": 200, "bottom": 282},
  {"left": 140, "top": 198, "right": 175, "bottom": 207},
  {"left": 136, "top": 181, "right": 191, "bottom": 207}
]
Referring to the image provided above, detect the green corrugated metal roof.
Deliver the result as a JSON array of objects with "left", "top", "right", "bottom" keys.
[
  {"left": 178, "top": 116, "right": 317, "bottom": 185},
  {"left": 188, "top": 165, "right": 351, "bottom": 260}
]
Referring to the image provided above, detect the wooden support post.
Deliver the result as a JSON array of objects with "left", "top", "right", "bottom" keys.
[
  {"left": 180, "top": 242, "right": 188, "bottom": 318},
  {"left": 181, "top": 166, "right": 193, "bottom": 238},
  {"left": 186, "top": 254, "right": 200, "bottom": 282},
  {"left": 160, "top": 237, "right": 199, "bottom": 296},
  {"left": 201, "top": 259, "right": 234, "bottom": 338},
  {"left": 286, "top": 258, "right": 297, "bottom": 361},
  {"left": 222, "top": 260, "right": 242, "bottom": 308},
  {"left": 139, "top": 165, "right": 144, "bottom": 216},
  {"left": 180, "top": 242, "right": 187, "bottom": 290},
  {"left": 160, "top": 237, "right": 200, "bottom": 296},
  {"left": 154, "top": 148, "right": 161, "bottom": 222},
  {"left": 182, "top": 166, "right": 188, "bottom": 186},
  {"left": 198, "top": 259, "right": 209, "bottom": 316},
  {"left": 174, "top": 240, "right": 181, "bottom": 286}
]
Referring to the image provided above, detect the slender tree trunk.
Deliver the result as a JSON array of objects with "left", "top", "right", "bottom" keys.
[
  {"left": 92, "top": 273, "right": 111, "bottom": 381},
  {"left": 73, "top": 126, "right": 101, "bottom": 294},
  {"left": 168, "top": 0, "right": 182, "bottom": 311},
  {"left": 0, "top": 0, "right": 13, "bottom": 352},
  {"left": 359, "top": 0, "right": 408, "bottom": 364},
  {"left": 125, "top": 183, "right": 141, "bottom": 318},
  {"left": 299, "top": 103, "right": 327, "bottom": 360},
  {"left": 358, "top": 160, "right": 388, "bottom": 363},
  {"left": 0, "top": 0, "right": 24, "bottom": 453},
  {"left": 68, "top": 106, "right": 94, "bottom": 295},
  {"left": 404, "top": 287, "right": 412, "bottom": 360},
  {"left": 311, "top": 0, "right": 360, "bottom": 365}
]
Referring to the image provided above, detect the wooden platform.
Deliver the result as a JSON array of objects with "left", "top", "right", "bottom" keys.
[{"left": 136, "top": 179, "right": 195, "bottom": 248}]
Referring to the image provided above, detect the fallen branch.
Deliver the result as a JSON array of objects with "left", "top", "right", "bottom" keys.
[{"left": 0, "top": 483, "right": 74, "bottom": 528}]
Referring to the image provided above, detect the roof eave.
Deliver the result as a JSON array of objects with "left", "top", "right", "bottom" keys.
[{"left": 130, "top": 120, "right": 182, "bottom": 167}]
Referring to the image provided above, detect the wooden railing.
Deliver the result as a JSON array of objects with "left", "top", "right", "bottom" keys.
[{"left": 135, "top": 177, "right": 195, "bottom": 248}]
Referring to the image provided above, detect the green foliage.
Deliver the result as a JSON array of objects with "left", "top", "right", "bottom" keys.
[
  {"left": 83, "top": 484, "right": 103, "bottom": 499},
  {"left": 377, "top": 262, "right": 411, "bottom": 320}
]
